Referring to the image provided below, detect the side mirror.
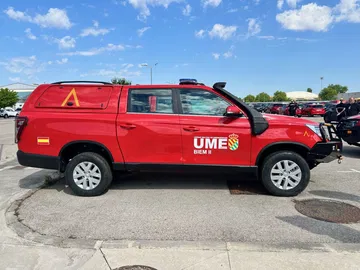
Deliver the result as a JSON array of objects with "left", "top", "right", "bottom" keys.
[{"left": 224, "top": 105, "right": 243, "bottom": 117}]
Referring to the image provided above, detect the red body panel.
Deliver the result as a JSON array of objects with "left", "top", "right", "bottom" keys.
[
  {"left": 18, "top": 83, "right": 323, "bottom": 169},
  {"left": 18, "top": 84, "right": 124, "bottom": 163}
]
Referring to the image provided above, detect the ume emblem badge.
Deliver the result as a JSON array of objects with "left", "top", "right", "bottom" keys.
[{"left": 228, "top": 133, "right": 239, "bottom": 151}]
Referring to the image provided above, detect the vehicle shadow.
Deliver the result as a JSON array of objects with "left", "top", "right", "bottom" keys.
[
  {"left": 309, "top": 190, "right": 360, "bottom": 203},
  {"left": 277, "top": 215, "right": 360, "bottom": 243},
  {"left": 56, "top": 171, "right": 265, "bottom": 196},
  {"left": 18, "top": 170, "right": 52, "bottom": 189},
  {"left": 341, "top": 145, "right": 360, "bottom": 158}
]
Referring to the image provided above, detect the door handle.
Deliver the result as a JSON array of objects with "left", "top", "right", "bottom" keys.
[
  {"left": 183, "top": 126, "right": 199, "bottom": 132},
  {"left": 119, "top": 123, "right": 137, "bottom": 130}
]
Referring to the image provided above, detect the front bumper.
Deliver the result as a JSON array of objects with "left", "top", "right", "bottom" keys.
[{"left": 307, "top": 123, "right": 343, "bottom": 163}]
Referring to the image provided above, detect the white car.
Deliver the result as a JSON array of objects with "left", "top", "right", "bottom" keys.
[{"left": 0, "top": 108, "right": 18, "bottom": 118}]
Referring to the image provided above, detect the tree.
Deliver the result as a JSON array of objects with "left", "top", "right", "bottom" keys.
[
  {"left": 319, "top": 84, "right": 348, "bottom": 100},
  {"left": 255, "top": 92, "right": 271, "bottom": 102},
  {"left": 318, "top": 87, "right": 338, "bottom": 100},
  {"left": 111, "top": 77, "right": 132, "bottom": 85},
  {"left": 0, "top": 88, "right": 18, "bottom": 108},
  {"left": 272, "top": 91, "right": 288, "bottom": 102},
  {"left": 307, "top": 88, "right": 313, "bottom": 93},
  {"left": 244, "top": 94, "right": 255, "bottom": 102}
]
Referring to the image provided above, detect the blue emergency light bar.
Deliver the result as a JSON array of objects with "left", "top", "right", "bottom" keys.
[{"left": 179, "top": 78, "right": 198, "bottom": 85}]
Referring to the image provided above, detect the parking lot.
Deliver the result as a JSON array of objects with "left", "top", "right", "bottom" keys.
[{"left": 1, "top": 116, "right": 360, "bottom": 245}]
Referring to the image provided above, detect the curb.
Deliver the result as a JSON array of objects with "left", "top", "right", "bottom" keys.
[{"left": 5, "top": 174, "right": 360, "bottom": 253}]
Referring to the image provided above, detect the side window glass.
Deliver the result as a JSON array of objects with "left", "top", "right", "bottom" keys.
[
  {"left": 180, "top": 89, "right": 231, "bottom": 116},
  {"left": 128, "top": 89, "right": 174, "bottom": 114}
]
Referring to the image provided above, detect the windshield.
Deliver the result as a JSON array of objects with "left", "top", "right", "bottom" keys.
[{"left": 312, "top": 105, "right": 324, "bottom": 108}]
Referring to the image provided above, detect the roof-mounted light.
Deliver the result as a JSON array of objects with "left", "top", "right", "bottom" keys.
[{"left": 179, "top": 78, "right": 198, "bottom": 85}]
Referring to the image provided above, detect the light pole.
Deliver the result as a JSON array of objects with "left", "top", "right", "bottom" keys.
[
  {"left": 320, "top": 76, "right": 324, "bottom": 91},
  {"left": 141, "top": 63, "right": 158, "bottom": 84}
]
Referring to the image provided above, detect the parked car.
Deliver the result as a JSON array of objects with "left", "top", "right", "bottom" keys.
[
  {"left": 16, "top": 80, "right": 342, "bottom": 197},
  {"left": 324, "top": 103, "right": 338, "bottom": 123},
  {"left": 336, "top": 115, "right": 360, "bottom": 147},
  {"left": 268, "top": 103, "right": 284, "bottom": 114},
  {"left": 301, "top": 104, "right": 326, "bottom": 117},
  {"left": 0, "top": 108, "right": 18, "bottom": 118}
]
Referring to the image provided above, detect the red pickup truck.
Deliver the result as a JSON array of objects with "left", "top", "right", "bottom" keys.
[{"left": 15, "top": 80, "right": 342, "bottom": 197}]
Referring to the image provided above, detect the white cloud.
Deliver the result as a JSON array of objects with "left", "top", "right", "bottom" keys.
[
  {"left": 276, "top": 3, "right": 333, "bottom": 32},
  {"left": 9, "top": 77, "right": 21, "bottom": 82},
  {"left": 277, "top": 0, "right": 284, "bottom": 9},
  {"left": 253, "top": 0, "right": 260, "bottom": 5},
  {"left": 208, "top": 24, "right": 237, "bottom": 40},
  {"left": 286, "top": 0, "right": 301, "bottom": 9},
  {"left": 334, "top": 0, "right": 360, "bottom": 23},
  {"left": 58, "top": 44, "right": 126, "bottom": 56},
  {"left": 81, "top": 68, "right": 141, "bottom": 78},
  {"left": 0, "top": 55, "right": 46, "bottom": 78},
  {"left": 4, "top": 7, "right": 31, "bottom": 21},
  {"left": 80, "top": 21, "right": 112, "bottom": 37},
  {"left": 137, "top": 26, "right": 151, "bottom": 37},
  {"left": 202, "top": 0, "right": 222, "bottom": 8},
  {"left": 122, "top": 63, "right": 134, "bottom": 69},
  {"left": 223, "top": 51, "right": 233, "bottom": 58},
  {"left": 182, "top": 4, "right": 191, "bottom": 16},
  {"left": 258, "top": 35, "right": 275, "bottom": 40},
  {"left": 247, "top": 18, "right": 261, "bottom": 37},
  {"left": 195, "top": 29, "right": 206, "bottom": 38},
  {"left": 223, "top": 45, "right": 236, "bottom": 59},
  {"left": 25, "top": 28, "right": 37, "bottom": 40},
  {"left": 212, "top": 53, "right": 220, "bottom": 60},
  {"left": 55, "top": 36, "right": 76, "bottom": 49},
  {"left": 56, "top": 58, "right": 68, "bottom": 64},
  {"left": 227, "top": 8, "right": 238, "bottom": 13},
  {"left": 138, "top": 63, "right": 148, "bottom": 67},
  {"left": 128, "top": 0, "right": 182, "bottom": 21},
  {"left": 4, "top": 7, "right": 72, "bottom": 29}
]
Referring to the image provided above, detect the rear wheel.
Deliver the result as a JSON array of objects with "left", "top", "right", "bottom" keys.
[
  {"left": 260, "top": 151, "right": 310, "bottom": 196},
  {"left": 65, "top": 152, "right": 113, "bottom": 196},
  {"left": 4, "top": 114, "right": 8, "bottom": 119}
]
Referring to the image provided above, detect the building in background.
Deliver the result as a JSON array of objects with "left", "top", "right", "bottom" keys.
[
  {"left": 337, "top": 92, "right": 360, "bottom": 100},
  {"left": 0, "top": 83, "right": 37, "bottom": 109},
  {"left": 285, "top": 91, "right": 318, "bottom": 101}
]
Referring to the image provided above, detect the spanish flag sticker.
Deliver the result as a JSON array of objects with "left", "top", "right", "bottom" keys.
[{"left": 37, "top": 137, "right": 50, "bottom": 145}]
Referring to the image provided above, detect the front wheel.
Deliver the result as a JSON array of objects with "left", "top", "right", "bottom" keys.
[
  {"left": 4, "top": 114, "right": 8, "bottom": 119},
  {"left": 65, "top": 152, "right": 113, "bottom": 196},
  {"left": 260, "top": 151, "right": 310, "bottom": 196}
]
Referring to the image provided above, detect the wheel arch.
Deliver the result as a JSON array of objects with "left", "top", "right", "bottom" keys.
[
  {"left": 59, "top": 140, "right": 114, "bottom": 172},
  {"left": 255, "top": 142, "right": 311, "bottom": 169}
]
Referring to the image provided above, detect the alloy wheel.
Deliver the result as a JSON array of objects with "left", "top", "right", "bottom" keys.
[
  {"left": 270, "top": 160, "right": 302, "bottom": 190},
  {"left": 73, "top": 161, "right": 102, "bottom": 190}
]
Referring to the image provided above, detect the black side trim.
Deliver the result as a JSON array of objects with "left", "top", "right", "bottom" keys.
[
  {"left": 113, "top": 162, "right": 126, "bottom": 170},
  {"left": 213, "top": 82, "right": 269, "bottom": 136},
  {"left": 59, "top": 141, "right": 114, "bottom": 162},
  {"left": 255, "top": 142, "right": 310, "bottom": 165},
  {"left": 307, "top": 142, "right": 342, "bottom": 163},
  {"left": 122, "top": 163, "right": 257, "bottom": 174},
  {"left": 17, "top": 150, "right": 60, "bottom": 170}
]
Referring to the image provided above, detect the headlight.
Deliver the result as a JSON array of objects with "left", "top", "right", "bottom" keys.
[{"left": 306, "top": 124, "right": 322, "bottom": 139}]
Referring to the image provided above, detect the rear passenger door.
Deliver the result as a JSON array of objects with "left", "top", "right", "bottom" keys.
[{"left": 116, "top": 88, "right": 182, "bottom": 167}]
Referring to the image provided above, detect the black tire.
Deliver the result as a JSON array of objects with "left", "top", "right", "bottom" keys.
[
  {"left": 65, "top": 152, "right": 113, "bottom": 196},
  {"left": 4, "top": 114, "right": 8, "bottom": 119},
  {"left": 260, "top": 151, "right": 310, "bottom": 197}
]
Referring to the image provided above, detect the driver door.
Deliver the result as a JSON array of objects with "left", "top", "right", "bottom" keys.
[{"left": 178, "top": 88, "right": 252, "bottom": 166}]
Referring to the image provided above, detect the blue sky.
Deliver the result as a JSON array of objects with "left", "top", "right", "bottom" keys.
[{"left": 0, "top": 0, "right": 360, "bottom": 97}]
